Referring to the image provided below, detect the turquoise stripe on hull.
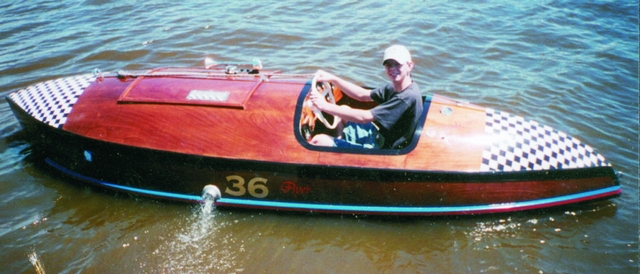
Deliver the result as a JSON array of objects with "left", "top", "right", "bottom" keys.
[
  {"left": 216, "top": 186, "right": 620, "bottom": 215},
  {"left": 46, "top": 158, "right": 620, "bottom": 215},
  {"left": 46, "top": 158, "right": 203, "bottom": 202}
]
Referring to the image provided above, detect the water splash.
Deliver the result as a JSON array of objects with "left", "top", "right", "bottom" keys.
[
  {"left": 147, "top": 201, "right": 244, "bottom": 273},
  {"left": 201, "top": 193, "right": 216, "bottom": 215}
]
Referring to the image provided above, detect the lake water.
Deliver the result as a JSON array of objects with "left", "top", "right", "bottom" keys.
[{"left": 0, "top": 1, "right": 637, "bottom": 273}]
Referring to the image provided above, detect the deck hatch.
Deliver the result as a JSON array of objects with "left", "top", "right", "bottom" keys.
[{"left": 118, "top": 75, "right": 263, "bottom": 109}]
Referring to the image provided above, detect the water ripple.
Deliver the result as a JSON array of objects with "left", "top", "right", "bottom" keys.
[{"left": 0, "top": 1, "right": 636, "bottom": 273}]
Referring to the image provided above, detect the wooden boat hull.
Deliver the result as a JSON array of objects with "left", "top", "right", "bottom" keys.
[{"left": 5, "top": 68, "right": 621, "bottom": 215}]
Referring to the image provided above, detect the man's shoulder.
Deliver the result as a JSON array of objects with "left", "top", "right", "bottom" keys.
[
  {"left": 398, "top": 82, "right": 421, "bottom": 101},
  {"left": 372, "top": 83, "right": 395, "bottom": 94},
  {"left": 405, "top": 82, "right": 421, "bottom": 94},
  {"left": 370, "top": 83, "right": 393, "bottom": 102}
]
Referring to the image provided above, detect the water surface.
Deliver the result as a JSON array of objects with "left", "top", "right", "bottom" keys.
[{"left": 0, "top": 1, "right": 637, "bottom": 273}]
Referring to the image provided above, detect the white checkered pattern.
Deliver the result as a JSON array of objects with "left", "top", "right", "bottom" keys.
[
  {"left": 8, "top": 74, "right": 95, "bottom": 129},
  {"left": 481, "top": 108, "right": 609, "bottom": 172}
]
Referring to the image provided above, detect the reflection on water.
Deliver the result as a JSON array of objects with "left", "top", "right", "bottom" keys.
[
  {"left": 459, "top": 202, "right": 622, "bottom": 273},
  {"left": 28, "top": 250, "right": 45, "bottom": 274}
]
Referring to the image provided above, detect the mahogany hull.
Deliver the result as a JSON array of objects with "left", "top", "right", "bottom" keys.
[{"left": 5, "top": 68, "right": 621, "bottom": 215}]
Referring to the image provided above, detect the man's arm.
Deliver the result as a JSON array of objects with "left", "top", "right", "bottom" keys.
[
  {"left": 315, "top": 70, "right": 374, "bottom": 102},
  {"left": 309, "top": 92, "right": 375, "bottom": 124}
]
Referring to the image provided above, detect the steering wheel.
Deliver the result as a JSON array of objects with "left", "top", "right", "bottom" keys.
[{"left": 300, "top": 75, "right": 341, "bottom": 140}]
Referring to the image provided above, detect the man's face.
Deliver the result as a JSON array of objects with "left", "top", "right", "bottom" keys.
[{"left": 384, "top": 59, "right": 412, "bottom": 83}]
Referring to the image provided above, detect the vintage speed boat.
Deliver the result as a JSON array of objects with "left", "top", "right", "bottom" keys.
[{"left": 5, "top": 59, "right": 620, "bottom": 216}]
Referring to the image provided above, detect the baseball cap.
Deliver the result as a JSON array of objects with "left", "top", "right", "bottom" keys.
[{"left": 382, "top": 45, "right": 412, "bottom": 65}]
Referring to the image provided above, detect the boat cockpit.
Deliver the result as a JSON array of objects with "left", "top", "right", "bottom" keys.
[{"left": 295, "top": 78, "right": 430, "bottom": 155}]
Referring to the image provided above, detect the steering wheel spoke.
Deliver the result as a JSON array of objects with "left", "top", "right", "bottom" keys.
[{"left": 300, "top": 75, "right": 341, "bottom": 140}]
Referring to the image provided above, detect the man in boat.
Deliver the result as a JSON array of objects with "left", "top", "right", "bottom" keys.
[{"left": 309, "top": 44, "right": 423, "bottom": 149}]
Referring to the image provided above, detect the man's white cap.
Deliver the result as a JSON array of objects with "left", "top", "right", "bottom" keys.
[{"left": 383, "top": 45, "right": 412, "bottom": 65}]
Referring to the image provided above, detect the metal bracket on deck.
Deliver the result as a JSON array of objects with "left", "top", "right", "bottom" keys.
[{"left": 205, "top": 57, "right": 263, "bottom": 74}]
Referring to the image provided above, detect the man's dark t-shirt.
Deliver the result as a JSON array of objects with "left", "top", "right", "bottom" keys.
[{"left": 370, "top": 82, "right": 423, "bottom": 149}]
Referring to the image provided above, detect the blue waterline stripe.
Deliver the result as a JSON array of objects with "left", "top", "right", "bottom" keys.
[
  {"left": 46, "top": 158, "right": 620, "bottom": 213},
  {"left": 45, "top": 158, "right": 203, "bottom": 202},
  {"left": 100, "top": 182, "right": 203, "bottom": 202},
  {"left": 218, "top": 186, "right": 621, "bottom": 214}
]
